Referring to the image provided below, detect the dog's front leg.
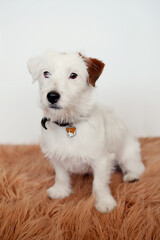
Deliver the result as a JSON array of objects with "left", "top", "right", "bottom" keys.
[
  {"left": 47, "top": 161, "right": 72, "bottom": 199},
  {"left": 92, "top": 155, "right": 117, "bottom": 213}
]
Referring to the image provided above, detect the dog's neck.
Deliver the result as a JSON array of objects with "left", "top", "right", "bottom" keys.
[
  {"left": 41, "top": 117, "right": 72, "bottom": 130},
  {"left": 43, "top": 109, "right": 90, "bottom": 126},
  {"left": 43, "top": 99, "right": 95, "bottom": 126}
]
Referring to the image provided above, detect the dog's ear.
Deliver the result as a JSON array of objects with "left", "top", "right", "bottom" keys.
[
  {"left": 87, "top": 58, "right": 105, "bottom": 87},
  {"left": 27, "top": 56, "right": 42, "bottom": 82},
  {"left": 80, "top": 54, "right": 105, "bottom": 87}
]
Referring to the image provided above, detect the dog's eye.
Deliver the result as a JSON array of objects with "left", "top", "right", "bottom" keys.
[
  {"left": 69, "top": 73, "right": 78, "bottom": 79},
  {"left": 43, "top": 71, "right": 51, "bottom": 78}
]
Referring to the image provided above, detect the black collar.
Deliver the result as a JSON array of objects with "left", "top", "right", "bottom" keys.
[
  {"left": 41, "top": 117, "right": 71, "bottom": 130},
  {"left": 54, "top": 121, "right": 69, "bottom": 127}
]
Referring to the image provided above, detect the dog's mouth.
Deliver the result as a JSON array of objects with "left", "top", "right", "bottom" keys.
[{"left": 49, "top": 104, "right": 61, "bottom": 110}]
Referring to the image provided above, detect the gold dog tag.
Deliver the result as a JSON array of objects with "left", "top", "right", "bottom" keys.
[{"left": 66, "top": 126, "right": 76, "bottom": 138}]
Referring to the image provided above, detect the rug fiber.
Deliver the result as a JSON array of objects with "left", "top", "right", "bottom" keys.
[{"left": 0, "top": 138, "right": 160, "bottom": 239}]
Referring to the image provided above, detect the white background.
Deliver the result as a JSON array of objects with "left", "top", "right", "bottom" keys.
[{"left": 0, "top": 0, "right": 160, "bottom": 144}]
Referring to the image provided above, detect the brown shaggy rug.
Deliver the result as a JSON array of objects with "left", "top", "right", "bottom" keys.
[{"left": 0, "top": 138, "right": 160, "bottom": 240}]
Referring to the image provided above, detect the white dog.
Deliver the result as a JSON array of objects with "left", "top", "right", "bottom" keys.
[{"left": 28, "top": 51, "right": 145, "bottom": 213}]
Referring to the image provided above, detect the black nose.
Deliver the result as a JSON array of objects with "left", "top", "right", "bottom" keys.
[{"left": 47, "top": 91, "right": 60, "bottom": 104}]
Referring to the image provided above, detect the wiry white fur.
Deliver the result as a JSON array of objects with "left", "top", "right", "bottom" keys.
[{"left": 28, "top": 51, "right": 145, "bottom": 213}]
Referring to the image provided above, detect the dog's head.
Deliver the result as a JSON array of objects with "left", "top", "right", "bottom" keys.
[{"left": 28, "top": 51, "right": 105, "bottom": 123}]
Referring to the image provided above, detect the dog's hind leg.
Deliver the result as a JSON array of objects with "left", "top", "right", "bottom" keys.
[{"left": 118, "top": 136, "right": 145, "bottom": 182}]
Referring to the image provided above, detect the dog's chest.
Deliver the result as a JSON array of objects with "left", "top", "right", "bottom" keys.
[
  {"left": 42, "top": 121, "right": 101, "bottom": 156},
  {"left": 41, "top": 120, "right": 105, "bottom": 173}
]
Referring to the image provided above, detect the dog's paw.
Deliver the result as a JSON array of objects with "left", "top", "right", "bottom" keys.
[
  {"left": 95, "top": 195, "right": 117, "bottom": 213},
  {"left": 47, "top": 185, "right": 72, "bottom": 199},
  {"left": 123, "top": 172, "right": 140, "bottom": 183}
]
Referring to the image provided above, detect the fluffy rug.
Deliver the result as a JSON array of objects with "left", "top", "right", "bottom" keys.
[{"left": 0, "top": 138, "right": 160, "bottom": 240}]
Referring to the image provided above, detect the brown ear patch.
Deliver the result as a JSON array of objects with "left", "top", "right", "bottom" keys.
[{"left": 79, "top": 53, "right": 105, "bottom": 87}]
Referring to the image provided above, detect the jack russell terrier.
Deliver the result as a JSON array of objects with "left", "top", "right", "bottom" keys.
[{"left": 27, "top": 51, "right": 145, "bottom": 213}]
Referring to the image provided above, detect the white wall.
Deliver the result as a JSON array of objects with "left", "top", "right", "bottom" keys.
[{"left": 0, "top": 0, "right": 160, "bottom": 144}]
